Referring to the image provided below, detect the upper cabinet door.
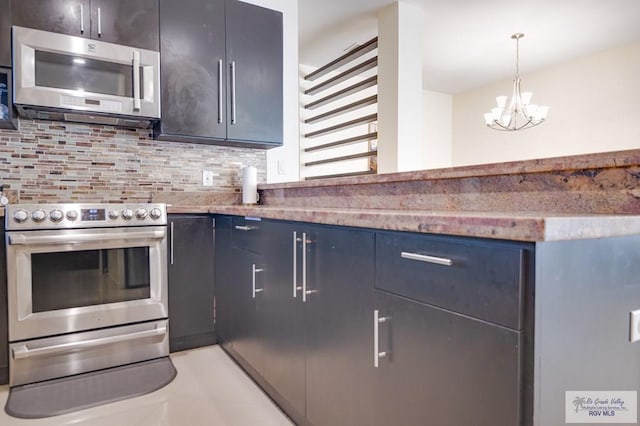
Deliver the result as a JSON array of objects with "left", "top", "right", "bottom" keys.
[
  {"left": 89, "top": 0, "right": 159, "bottom": 50},
  {"left": 225, "top": 0, "right": 283, "bottom": 145},
  {"left": 157, "top": 0, "right": 226, "bottom": 140},
  {"left": 0, "top": 0, "right": 11, "bottom": 67},
  {"left": 11, "top": 0, "right": 90, "bottom": 37}
]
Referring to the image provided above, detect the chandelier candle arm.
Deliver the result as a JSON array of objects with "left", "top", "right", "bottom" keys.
[{"left": 484, "top": 33, "right": 549, "bottom": 131}]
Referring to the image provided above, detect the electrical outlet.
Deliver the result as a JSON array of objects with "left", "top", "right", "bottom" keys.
[
  {"left": 202, "top": 170, "right": 215, "bottom": 187},
  {"left": 630, "top": 310, "right": 640, "bottom": 342}
]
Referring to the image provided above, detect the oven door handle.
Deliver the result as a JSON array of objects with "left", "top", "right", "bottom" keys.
[
  {"left": 8, "top": 229, "right": 166, "bottom": 246},
  {"left": 12, "top": 325, "right": 167, "bottom": 360}
]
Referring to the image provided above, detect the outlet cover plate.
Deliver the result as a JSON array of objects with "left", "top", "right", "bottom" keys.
[
  {"left": 630, "top": 310, "right": 640, "bottom": 343},
  {"left": 202, "top": 170, "right": 214, "bottom": 187}
]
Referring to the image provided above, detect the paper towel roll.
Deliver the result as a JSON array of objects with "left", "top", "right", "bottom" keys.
[{"left": 242, "top": 166, "right": 259, "bottom": 204}]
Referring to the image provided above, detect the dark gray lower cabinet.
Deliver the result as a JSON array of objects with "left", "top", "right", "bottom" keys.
[
  {"left": 0, "top": 220, "right": 7, "bottom": 384},
  {"left": 373, "top": 290, "right": 522, "bottom": 426},
  {"left": 167, "top": 214, "right": 216, "bottom": 352},
  {"left": 305, "top": 225, "right": 375, "bottom": 426},
  {"left": 214, "top": 215, "right": 530, "bottom": 425},
  {"left": 261, "top": 221, "right": 305, "bottom": 420}
]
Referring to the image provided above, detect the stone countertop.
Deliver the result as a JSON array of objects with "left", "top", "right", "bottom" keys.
[
  {"left": 259, "top": 149, "right": 640, "bottom": 190},
  {"left": 168, "top": 205, "right": 640, "bottom": 242}
]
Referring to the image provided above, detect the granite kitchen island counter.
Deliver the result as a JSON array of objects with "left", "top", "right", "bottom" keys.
[{"left": 164, "top": 205, "right": 640, "bottom": 242}]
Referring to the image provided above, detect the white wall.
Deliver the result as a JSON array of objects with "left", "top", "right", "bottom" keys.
[
  {"left": 242, "top": 0, "right": 299, "bottom": 183},
  {"left": 452, "top": 42, "right": 640, "bottom": 166},
  {"left": 423, "top": 90, "right": 452, "bottom": 168},
  {"left": 377, "top": 2, "right": 425, "bottom": 173}
]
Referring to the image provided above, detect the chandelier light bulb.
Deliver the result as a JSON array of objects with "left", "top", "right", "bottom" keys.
[{"left": 484, "top": 33, "right": 549, "bottom": 131}]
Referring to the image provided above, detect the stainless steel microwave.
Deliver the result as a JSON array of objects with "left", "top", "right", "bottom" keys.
[{"left": 12, "top": 26, "right": 160, "bottom": 128}]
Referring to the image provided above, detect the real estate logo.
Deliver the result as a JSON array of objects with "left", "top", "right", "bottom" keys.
[{"left": 566, "top": 391, "right": 637, "bottom": 423}]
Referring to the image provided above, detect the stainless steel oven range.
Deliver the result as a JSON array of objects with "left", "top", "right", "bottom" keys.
[{"left": 5, "top": 203, "right": 169, "bottom": 387}]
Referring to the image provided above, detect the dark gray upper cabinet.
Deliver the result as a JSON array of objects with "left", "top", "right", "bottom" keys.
[
  {"left": 167, "top": 215, "right": 216, "bottom": 352},
  {"left": 225, "top": 0, "right": 282, "bottom": 145},
  {"left": 89, "top": 0, "right": 159, "bottom": 50},
  {"left": 0, "top": 0, "right": 11, "bottom": 67},
  {"left": 10, "top": 0, "right": 159, "bottom": 50},
  {"left": 155, "top": 0, "right": 283, "bottom": 148},
  {"left": 11, "top": 0, "right": 90, "bottom": 38},
  {"left": 157, "top": 0, "right": 226, "bottom": 140}
]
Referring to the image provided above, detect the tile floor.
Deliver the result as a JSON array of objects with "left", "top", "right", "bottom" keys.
[{"left": 0, "top": 345, "right": 294, "bottom": 426}]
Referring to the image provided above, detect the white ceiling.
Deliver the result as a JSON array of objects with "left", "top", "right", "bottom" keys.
[{"left": 298, "top": 0, "right": 640, "bottom": 94}]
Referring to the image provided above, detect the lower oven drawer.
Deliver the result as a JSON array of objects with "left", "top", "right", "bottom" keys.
[{"left": 9, "top": 320, "right": 169, "bottom": 387}]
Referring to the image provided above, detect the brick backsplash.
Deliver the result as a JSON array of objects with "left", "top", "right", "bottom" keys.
[{"left": 0, "top": 119, "right": 266, "bottom": 203}]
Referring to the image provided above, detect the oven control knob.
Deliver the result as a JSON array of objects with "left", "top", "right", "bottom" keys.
[
  {"left": 32, "top": 209, "right": 46, "bottom": 222},
  {"left": 49, "top": 209, "right": 64, "bottom": 222},
  {"left": 108, "top": 210, "right": 120, "bottom": 220},
  {"left": 136, "top": 208, "right": 148, "bottom": 219},
  {"left": 66, "top": 210, "right": 78, "bottom": 221},
  {"left": 149, "top": 208, "right": 162, "bottom": 220},
  {"left": 13, "top": 209, "right": 28, "bottom": 223},
  {"left": 121, "top": 209, "right": 134, "bottom": 220}
]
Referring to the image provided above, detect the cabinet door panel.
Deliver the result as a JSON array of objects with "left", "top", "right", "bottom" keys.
[
  {"left": 306, "top": 226, "right": 375, "bottom": 426},
  {"left": 225, "top": 0, "right": 282, "bottom": 145},
  {"left": 0, "top": 222, "right": 7, "bottom": 384},
  {"left": 90, "top": 0, "right": 159, "bottom": 50},
  {"left": 374, "top": 291, "right": 522, "bottom": 426},
  {"left": 11, "top": 0, "right": 90, "bottom": 37},
  {"left": 0, "top": 0, "right": 10, "bottom": 67},
  {"left": 231, "top": 248, "right": 265, "bottom": 373},
  {"left": 168, "top": 215, "right": 215, "bottom": 352},
  {"left": 214, "top": 216, "right": 234, "bottom": 346},
  {"left": 261, "top": 221, "right": 305, "bottom": 418},
  {"left": 158, "top": 0, "right": 225, "bottom": 140}
]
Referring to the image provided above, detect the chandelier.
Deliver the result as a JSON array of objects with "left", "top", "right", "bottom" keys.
[{"left": 484, "top": 33, "right": 549, "bottom": 131}]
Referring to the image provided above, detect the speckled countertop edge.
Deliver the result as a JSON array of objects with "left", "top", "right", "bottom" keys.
[
  {"left": 259, "top": 148, "right": 640, "bottom": 190},
  {"left": 168, "top": 205, "right": 640, "bottom": 242}
]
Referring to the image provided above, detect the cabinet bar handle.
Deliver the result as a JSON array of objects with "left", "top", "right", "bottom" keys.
[
  {"left": 302, "top": 232, "right": 308, "bottom": 302},
  {"left": 170, "top": 222, "right": 174, "bottom": 265},
  {"left": 374, "top": 310, "right": 389, "bottom": 368},
  {"left": 230, "top": 61, "right": 237, "bottom": 125},
  {"left": 293, "top": 231, "right": 297, "bottom": 298},
  {"left": 80, "top": 4, "right": 84, "bottom": 33},
  {"left": 132, "top": 50, "right": 141, "bottom": 111},
  {"left": 97, "top": 7, "right": 102, "bottom": 36},
  {"left": 234, "top": 225, "right": 252, "bottom": 231},
  {"left": 252, "top": 264, "right": 264, "bottom": 298},
  {"left": 401, "top": 251, "right": 453, "bottom": 266},
  {"left": 217, "top": 59, "right": 223, "bottom": 124}
]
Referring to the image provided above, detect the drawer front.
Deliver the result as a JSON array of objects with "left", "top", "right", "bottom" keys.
[
  {"left": 231, "top": 216, "right": 263, "bottom": 254},
  {"left": 375, "top": 232, "right": 525, "bottom": 329}
]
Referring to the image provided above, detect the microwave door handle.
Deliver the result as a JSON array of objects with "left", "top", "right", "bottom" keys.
[{"left": 132, "top": 50, "right": 141, "bottom": 111}]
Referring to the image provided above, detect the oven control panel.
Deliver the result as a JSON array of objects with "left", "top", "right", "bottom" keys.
[{"left": 5, "top": 203, "right": 167, "bottom": 230}]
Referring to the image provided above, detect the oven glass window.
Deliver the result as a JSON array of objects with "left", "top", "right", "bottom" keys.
[
  {"left": 31, "top": 247, "right": 151, "bottom": 312},
  {"left": 34, "top": 51, "right": 134, "bottom": 97}
]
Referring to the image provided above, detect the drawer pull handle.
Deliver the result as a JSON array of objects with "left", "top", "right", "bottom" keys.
[
  {"left": 401, "top": 251, "right": 453, "bottom": 266},
  {"left": 235, "top": 225, "right": 252, "bottom": 231}
]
